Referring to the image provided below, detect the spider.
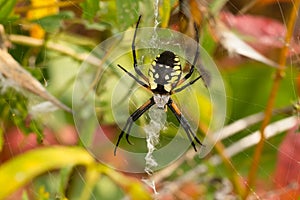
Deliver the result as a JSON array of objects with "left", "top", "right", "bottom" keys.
[{"left": 114, "top": 16, "right": 205, "bottom": 156}]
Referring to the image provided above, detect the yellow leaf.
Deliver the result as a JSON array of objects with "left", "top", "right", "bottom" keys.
[
  {"left": 0, "top": 146, "right": 94, "bottom": 199},
  {"left": 27, "top": 0, "right": 58, "bottom": 20},
  {"left": 26, "top": 0, "right": 58, "bottom": 38}
]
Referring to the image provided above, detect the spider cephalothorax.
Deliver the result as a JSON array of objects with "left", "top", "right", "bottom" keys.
[{"left": 114, "top": 16, "right": 204, "bottom": 155}]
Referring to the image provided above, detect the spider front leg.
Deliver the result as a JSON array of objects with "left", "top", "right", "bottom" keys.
[
  {"left": 114, "top": 97, "right": 155, "bottom": 156},
  {"left": 131, "top": 15, "right": 149, "bottom": 83},
  {"left": 117, "top": 64, "right": 149, "bottom": 89},
  {"left": 167, "top": 98, "right": 202, "bottom": 152},
  {"left": 173, "top": 74, "right": 203, "bottom": 93}
]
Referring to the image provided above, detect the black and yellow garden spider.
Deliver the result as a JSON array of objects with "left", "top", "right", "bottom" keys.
[{"left": 114, "top": 16, "right": 204, "bottom": 156}]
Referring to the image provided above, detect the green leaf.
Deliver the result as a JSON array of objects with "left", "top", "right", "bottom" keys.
[
  {"left": 0, "top": 146, "right": 94, "bottom": 199},
  {"left": 210, "top": 0, "right": 229, "bottom": 14},
  {"left": 0, "top": 0, "right": 17, "bottom": 21},
  {"left": 83, "top": 20, "right": 110, "bottom": 31},
  {"left": 160, "top": 0, "right": 171, "bottom": 28},
  {"left": 58, "top": 166, "right": 73, "bottom": 196},
  {"left": 116, "top": 0, "right": 140, "bottom": 30},
  {"left": 33, "top": 11, "right": 74, "bottom": 33},
  {"left": 80, "top": 0, "right": 100, "bottom": 21}
]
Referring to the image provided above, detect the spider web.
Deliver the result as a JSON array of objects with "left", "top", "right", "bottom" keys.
[{"left": 4, "top": 0, "right": 300, "bottom": 199}]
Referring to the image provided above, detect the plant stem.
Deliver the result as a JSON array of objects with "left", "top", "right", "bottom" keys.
[
  {"left": 9, "top": 34, "right": 101, "bottom": 66},
  {"left": 242, "top": 1, "right": 300, "bottom": 199}
]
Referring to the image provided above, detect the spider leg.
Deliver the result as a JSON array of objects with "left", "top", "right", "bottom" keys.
[
  {"left": 167, "top": 98, "right": 202, "bottom": 152},
  {"left": 176, "top": 23, "right": 202, "bottom": 87},
  {"left": 132, "top": 15, "right": 149, "bottom": 82},
  {"left": 114, "top": 97, "right": 155, "bottom": 156},
  {"left": 117, "top": 64, "right": 150, "bottom": 89},
  {"left": 172, "top": 75, "right": 203, "bottom": 94}
]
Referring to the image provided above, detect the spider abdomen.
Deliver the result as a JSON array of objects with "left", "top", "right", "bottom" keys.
[{"left": 148, "top": 51, "right": 182, "bottom": 93}]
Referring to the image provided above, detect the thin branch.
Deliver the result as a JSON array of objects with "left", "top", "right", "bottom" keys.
[
  {"left": 8, "top": 34, "right": 101, "bottom": 67},
  {"left": 243, "top": 1, "right": 300, "bottom": 198},
  {"left": 0, "top": 49, "right": 72, "bottom": 112},
  {"left": 215, "top": 106, "right": 293, "bottom": 141},
  {"left": 158, "top": 116, "right": 298, "bottom": 196},
  {"left": 221, "top": 116, "right": 297, "bottom": 161}
]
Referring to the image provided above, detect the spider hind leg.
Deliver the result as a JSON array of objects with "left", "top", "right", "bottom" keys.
[
  {"left": 167, "top": 98, "right": 203, "bottom": 152},
  {"left": 114, "top": 97, "right": 155, "bottom": 156}
]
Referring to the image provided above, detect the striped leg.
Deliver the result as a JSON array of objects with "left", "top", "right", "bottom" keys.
[
  {"left": 114, "top": 97, "right": 155, "bottom": 155},
  {"left": 167, "top": 98, "right": 202, "bottom": 152}
]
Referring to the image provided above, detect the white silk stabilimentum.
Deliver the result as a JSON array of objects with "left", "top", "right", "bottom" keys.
[{"left": 143, "top": 105, "right": 166, "bottom": 175}]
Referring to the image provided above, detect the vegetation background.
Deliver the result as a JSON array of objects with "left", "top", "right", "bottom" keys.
[{"left": 0, "top": 0, "right": 299, "bottom": 199}]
